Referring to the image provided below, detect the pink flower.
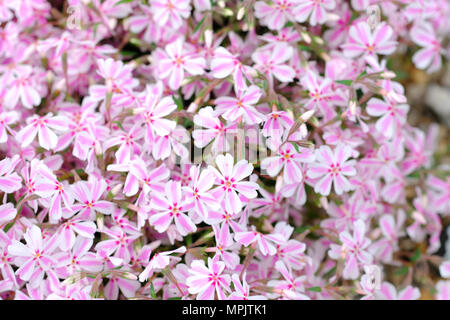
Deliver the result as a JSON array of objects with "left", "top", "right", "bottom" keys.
[
  {"left": 366, "top": 97, "right": 409, "bottom": 139},
  {"left": 8, "top": 225, "right": 57, "bottom": 285},
  {"left": 0, "top": 111, "right": 18, "bottom": 143},
  {"left": 4, "top": 66, "right": 42, "bottom": 109},
  {"left": 149, "top": 181, "right": 196, "bottom": 235},
  {"left": 215, "top": 85, "right": 265, "bottom": 125},
  {"left": 251, "top": 43, "right": 296, "bottom": 88},
  {"left": 104, "top": 124, "right": 143, "bottom": 164},
  {"left": 151, "top": 0, "right": 191, "bottom": 30},
  {"left": 228, "top": 273, "right": 267, "bottom": 300},
  {"left": 411, "top": 22, "right": 443, "bottom": 73},
  {"left": 209, "top": 153, "right": 259, "bottom": 214},
  {"left": 267, "top": 261, "right": 309, "bottom": 300},
  {"left": 261, "top": 143, "right": 315, "bottom": 184},
  {"left": 0, "top": 203, "right": 16, "bottom": 225},
  {"left": 329, "top": 220, "right": 372, "bottom": 279},
  {"left": 235, "top": 230, "right": 286, "bottom": 256},
  {"left": 377, "top": 282, "right": 420, "bottom": 300},
  {"left": 0, "top": 156, "right": 22, "bottom": 194},
  {"left": 427, "top": 175, "right": 450, "bottom": 215},
  {"left": 369, "top": 212, "right": 405, "bottom": 263},
  {"left": 307, "top": 144, "right": 356, "bottom": 196},
  {"left": 186, "top": 257, "right": 231, "bottom": 300},
  {"left": 254, "top": 1, "right": 299, "bottom": 30},
  {"left": 192, "top": 106, "right": 236, "bottom": 153},
  {"left": 210, "top": 47, "right": 255, "bottom": 92},
  {"left": 183, "top": 166, "right": 219, "bottom": 220},
  {"left": 71, "top": 179, "right": 115, "bottom": 219},
  {"left": 157, "top": 39, "right": 206, "bottom": 90},
  {"left": 16, "top": 113, "right": 69, "bottom": 150},
  {"left": 435, "top": 281, "right": 450, "bottom": 300},
  {"left": 293, "top": 0, "right": 336, "bottom": 26},
  {"left": 342, "top": 22, "right": 397, "bottom": 58},
  {"left": 138, "top": 246, "right": 186, "bottom": 282},
  {"left": 95, "top": 226, "right": 141, "bottom": 264}
]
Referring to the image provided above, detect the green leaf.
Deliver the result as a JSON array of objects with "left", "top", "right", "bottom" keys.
[
  {"left": 394, "top": 266, "right": 410, "bottom": 276},
  {"left": 115, "top": 0, "right": 134, "bottom": 6},
  {"left": 307, "top": 286, "right": 322, "bottom": 292},
  {"left": 150, "top": 282, "right": 157, "bottom": 299},
  {"left": 172, "top": 95, "right": 183, "bottom": 111},
  {"left": 168, "top": 297, "right": 182, "bottom": 300},
  {"left": 114, "top": 121, "right": 124, "bottom": 131},
  {"left": 294, "top": 226, "right": 309, "bottom": 234},
  {"left": 298, "top": 45, "right": 313, "bottom": 52},
  {"left": 410, "top": 248, "right": 421, "bottom": 262},
  {"left": 335, "top": 79, "right": 353, "bottom": 86},
  {"left": 323, "top": 266, "right": 336, "bottom": 279},
  {"left": 193, "top": 15, "right": 207, "bottom": 33}
]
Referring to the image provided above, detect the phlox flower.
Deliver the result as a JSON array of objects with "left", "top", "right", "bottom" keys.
[
  {"left": 0, "top": 111, "right": 18, "bottom": 143},
  {"left": 307, "top": 144, "right": 357, "bottom": 196},
  {"left": 411, "top": 22, "right": 443, "bottom": 73},
  {"left": 4, "top": 65, "right": 42, "bottom": 109},
  {"left": 0, "top": 155, "right": 21, "bottom": 194},
  {"left": 261, "top": 142, "right": 315, "bottom": 184},
  {"left": 254, "top": 0, "right": 299, "bottom": 31},
  {"left": 138, "top": 246, "right": 186, "bottom": 282},
  {"left": 8, "top": 225, "right": 57, "bottom": 286},
  {"left": 427, "top": 175, "right": 450, "bottom": 215},
  {"left": 329, "top": 220, "right": 373, "bottom": 279},
  {"left": 293, "top": 0, "right": 336, "bottom": 26},
  {"left": 157, "top": 39, "right": 206, "bottom": 90},
  {"left": 267, "top": 261, "right": 309, "bottom": 300},
  {"left": 235, "top": 229, "right": 286, "bottom": 256},
  {"left": 151, "top": 0, "right": 191, "bottom": 30},
  {"left": 149, "top": 181, "right": 196, "bottom": 236},
  {"left": 16, "top": 113, "right": 69, "bottom": 151},
  {"left": 251, "top": 43, "right": 296, "bottom": 88},
  {"left": 376, "top": 282, "right": 421, "bottom": 300},
  {"left": 186, "top": 257, "right": 231, "bottom": 300},
  {"left": 209, "top": 153, "right": 259, "bottom": 214},
  {"left": 342, "top": 22, "right": 397, "bottom": 58},
  {"left": 70, "top": 179, "right": 115, "bottom": 220},
  {"left": 215, "top": 85, "right": 265, "bottom": 125},
  {"left": 211, "top": 224, "right": 240, "bottom": 269},
  {"left": 95, "top": 226, "right": 141, "bottom": 265},
  {"left": 366, "top": 97, "right": 409, "bottom": 139},
  {"left": 229, "top": 273, "right": 267, "bottom": 300}
]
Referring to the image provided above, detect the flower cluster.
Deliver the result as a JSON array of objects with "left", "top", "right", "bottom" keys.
[{"left": 0, "top": 0, "right": 448, "bottom": 300}]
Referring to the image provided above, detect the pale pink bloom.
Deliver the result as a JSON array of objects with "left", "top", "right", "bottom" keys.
[
  {"left": 16, "top": 113, "right": 69, "bottom": 150},
  {"left": 55, "top": 218, "right": 97, "bottom": 251},
  {"left": 360, "top": 141, "right": 404, "bottom": 182},
  {"left": 104, "top": 270, "right": 140, "bottom": 300},
  {"left": 228, "top": 273, "right": 267, "bottom": 300},
  {"left": 123, "top": 158, "right": 170, "bottom": 197},
  {"left": 351, "top": 0, "right": 369, "bottom": 10},
  {"left": 55, "top": 237, "right": 103, "bottom": 276},
  {"left": 0, "top": 156, "right": 21, "bottom": 194},
  {"left": 251, "top": 43, "right": 295, "bottom": 88},
  {"left": 0, "top": 111, "right": 18, "bottom": 143},
  {"left": 366, "top": 97, "right": 409, "bottom": 139},
  {"left": 34, "top": 165, "right": 73, "bottom": 222},
  {"left": 254, "top": 0, "right": 299, "bottom": 30},
  {"left": 267, "top": 261, "right": 309, "bottom": 300},
  {"left": 193, "top": 0, "right": 211, "bottom": 12},
  {"left": 369, "top": 212, "right": 406, "bottom": 263},
  {"left": 211, "top": 224, "right": 240, "bottom": 269},
  {"left": 261, "top": 111, "right": 294, "bottom": 139},
  {"left": 300, "top": 72, "right": 345, "bottom": 120},
  {"left": 8, "top": 225, "right": 57, "bottom": 285},
  {"left": 192, "top": 106, "right": 236, "bottom": 153},
  {"left": 104, "top": 124, "right": 143, "bottom": 164},
  {"left": 435, "top": 281, "right": 450, "bottom": 300},
  {"left": 157, "top": 39, "right": 206, "bottom": 90},
  {"left": 427, "top": 175, "right": 450, "bottom": 215},
  {"left": 342, "top": 22, "right": 397, "bottom": 58},
  {"left": 0, "top": 229, "right": 16, "bottom": 286},
  {"left": 141, "top": 92, "right": 177, "bottom": 144},
  {"left": 307, "top": 144, "right": 356, "bottom": 196},
  {"left": 95, "top": 226, "right": 141, "bottom": 264},
  {"left": 149, "top": 181, "right": 196, "bottom": 236},
  {"left": 151, "top": 126, "right": 190, "bottom": 160},
  {"left": 138, "top": 246, "right": 186, "bottom": 282},
  {"left": 235, "top": 230, "right": 286, "bottom": 256},
  {"left": 261, "top": 143, "right": 315, "bottom": 184},
  {"left": 209, "top": 153, "right": 259, "bottom": 214},
  {"left": 411, "top": 22, "right": 443, "bottom": 73},
  {"left": 293, "top": 0, "right": 336, "bottom": 26},
  {"left": 151, "top": 0, "right": 191, "bottom": 29},
  {"left": 377, "top": 282, "right": 420, "bottom": 300},
  {"left": 186, "top": 257, "right": 231, "bottom": 300},
  {"left": 0, "top": 203, "right": 16, "bottom": 225},
  {"left": 183, "top": 166, "right": 219, "bottom": 220},
  {"left": 329, "top": 220, "right": 372, "bottom": 279},
  {"left": 210, "top": 46, "right": 255, "bottom": 92},
  {"left": 70, "top": 179, "right": 115, "bottom": 219},
  {"left": 215, "top": 85, "right": 265, "bottom": 125},
  {"left": 4, "top": 66, "right": 42, "bottom": 109},
  {"left": 440, "top": 261, "right": 450, "bottom": 278}
]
